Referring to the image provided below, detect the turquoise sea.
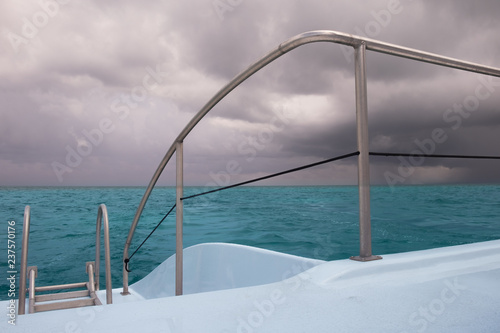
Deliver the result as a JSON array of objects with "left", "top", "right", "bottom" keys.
[{"left": 1, "top": 185, "right": 500, "bottom": 300}]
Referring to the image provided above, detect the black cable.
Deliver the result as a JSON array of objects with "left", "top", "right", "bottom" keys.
[
  {"left": 124, "top": 151, "right": 359, "bottom": 270},
  {"left": 125, "top": 149, "right": 500, "bottom": 270},
  {"left": 125, "top": 203, "right": 177, "bottom": 271},
  {"left": 181, "top": 151, "right": 360, "bottom": 201},
  {"left": 370, "top": 152, "right": 500, "bottom": 159}
]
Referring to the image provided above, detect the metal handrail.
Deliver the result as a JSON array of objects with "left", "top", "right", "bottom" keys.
[
  {"left": 19, "top": 204, "right": 112, "bottom": 313},
  {"left": 95, "top": 204, "right": 112, "bottom": 304},
  {"left": 18, "top": 206, "right": 31, "bottom": 315},
  {"left": 27, "top": 266, "right": 37, "bottom": 314},
  {"left": 122, "top": 30, "right": 500, "bottom": 295},
  {"left": 86, "top": 261, "right": 102, "bottom": 305}
]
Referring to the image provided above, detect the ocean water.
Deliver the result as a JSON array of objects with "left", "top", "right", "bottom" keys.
[{"left": 1, "top": 185, "right": 500, "bottom": 300}]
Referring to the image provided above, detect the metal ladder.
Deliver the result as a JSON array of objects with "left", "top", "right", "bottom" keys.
[
  {"left": 18, "top": 205, "right": 112, "bottom": 314},
  {"left": 25, "top": 262, "right": 101, "bottom": 313}
]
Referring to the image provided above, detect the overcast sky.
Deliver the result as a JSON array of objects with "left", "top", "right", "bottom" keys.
[{"left": 1, "top": 0, "right": 500, "bottom": 187}]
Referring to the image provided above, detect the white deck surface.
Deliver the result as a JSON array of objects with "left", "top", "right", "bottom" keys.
[{"left": 3, "top": 240, "right": 500, "bottom": 332}]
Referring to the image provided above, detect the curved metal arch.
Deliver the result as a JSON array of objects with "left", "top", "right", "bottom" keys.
[{"left": 122, "top": 30, "right": 500, "bottom": 294}]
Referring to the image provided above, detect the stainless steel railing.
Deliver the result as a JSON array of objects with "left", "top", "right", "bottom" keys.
[
  {"left": 95, "top": 204, "right": 113, "bottom": 304},
  {"left": 122, "top": 30, "right": 500, "bottom": 295},
  {"left": 18, "top": 206, "right": 31, "bottom": 315},
  {"left": 18, "top": 204, "right": 112, "bottom": 314}
]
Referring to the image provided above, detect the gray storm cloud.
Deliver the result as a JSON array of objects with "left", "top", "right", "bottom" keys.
[{"left": 1, "top": 0, "right": 500, "bottom": 186}]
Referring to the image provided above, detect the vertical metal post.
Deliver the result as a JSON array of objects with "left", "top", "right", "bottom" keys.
[
  {"left": 102, "top": 207, "right": 113, "bottom": 305},
  {"left": 27, "top": 266, "right": 37, "bottom": 314},
  {"left": 351, "top": 42, "right": 382, "bottom": 262},
  {"left": 175, "top": 141, "right": 184, "bottom": 295},
  {"left": 95, "top": 216, "right": 101, "bottom": 291},
  {"left": 18, "top": 206, "right": 31, "bottom": 315},
  {"left": 96, "top": 204, "right": 112, "bottom": 304}
]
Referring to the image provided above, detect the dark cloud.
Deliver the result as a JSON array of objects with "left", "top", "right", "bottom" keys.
[{"left": 1, "top": 0, "right": 499, "bottom": 186}]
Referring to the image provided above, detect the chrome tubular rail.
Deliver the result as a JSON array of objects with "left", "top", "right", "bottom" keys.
[
  {"left": 27, "top": 266, "right": 37, "bottom": 314},
  {"left": 95, "top": 204, "right": 112, "bottom": 304},
  {"left": 350, "top": 42, "right": 380, "bottom": 262},
  {"left": 86, "top": 261, "right": 102, "bottom": 305},
  {"left": 19, "top": 204, "right": 112, "bottom": 312},
  {"left": 122, "top": 30, "right": 500, "bottom": 295},
  {"left": 18, "top": 206, "right": 31, "bottom": 315}
]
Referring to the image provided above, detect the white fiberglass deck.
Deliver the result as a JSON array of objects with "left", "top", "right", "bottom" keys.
[{"left": 4, "top": 240, "right": 500, "bottom": 332}]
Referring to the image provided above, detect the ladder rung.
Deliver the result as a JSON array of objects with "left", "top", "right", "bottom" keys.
[
  {"left": 34, "top": 282, "right": 88, "bottom": 293},
  {"left": 35, "top": 290, "right": 90, "bottom": 302},
  {"left": 34, "top": 298, "right": 96, "bottom": 312}
]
